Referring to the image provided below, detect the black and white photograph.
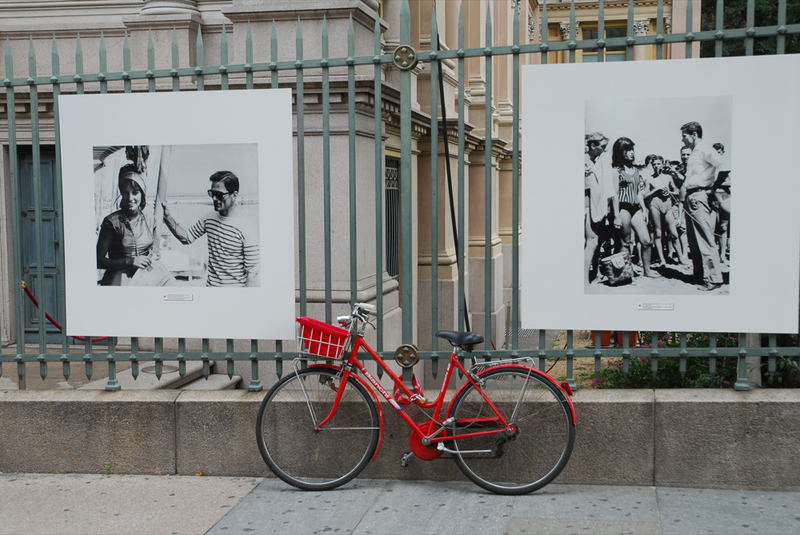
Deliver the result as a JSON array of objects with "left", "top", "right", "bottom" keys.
[
  {"left": 93, "top": 143, "right": 260, "bottom": 288},
  {"left": 59, "top": 90, "right": 295, "bottom": 340},
  {"left": 584, "top": 96, "right": 732, "bottom": 295},
  {"left": 521, "top": 55, "right": 800, "bottom": 333}
]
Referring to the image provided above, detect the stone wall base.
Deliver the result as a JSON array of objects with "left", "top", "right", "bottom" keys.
[{"left": 1, "top": 389, "right": 798, "bottom": 490}]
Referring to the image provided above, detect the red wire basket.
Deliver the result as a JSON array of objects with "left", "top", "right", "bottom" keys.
[{"left": 296, "top": 317, "right": 350, "bottom": 359}]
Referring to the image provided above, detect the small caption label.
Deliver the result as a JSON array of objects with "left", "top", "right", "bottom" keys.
[
  {"left": 637, "top": 303, "right": 674, "bottom": 311},
  {"left": 162, "top": 294, "right": 194, "bottom": 302}
]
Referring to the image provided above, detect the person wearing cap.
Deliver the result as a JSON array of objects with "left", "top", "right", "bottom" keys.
[
  {"left": 584, "top": 132, "right": 619, "bottom": 285},
  {"left": 162, "top": 171, "right": 260, "bottom": 287},
  {"left": 96, "top": 164, "right": 154, "bottom": 285}
]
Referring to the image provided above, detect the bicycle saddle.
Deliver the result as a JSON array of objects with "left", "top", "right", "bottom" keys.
[{"left": 435, "top": 330, "right": 484, "bottom": 351}]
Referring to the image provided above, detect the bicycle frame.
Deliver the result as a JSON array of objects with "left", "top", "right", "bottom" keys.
[{"left": 310, "top": 333, "right": 523, "bottom": 455}]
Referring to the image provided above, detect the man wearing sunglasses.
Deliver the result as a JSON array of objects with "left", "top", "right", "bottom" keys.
[{"left": 162, "top": 171, "right": 260, "bottom": 287}]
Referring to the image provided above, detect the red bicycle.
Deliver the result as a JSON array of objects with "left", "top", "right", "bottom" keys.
[{"left": 255, "top": 303, "right": 576, "bottom": 495}]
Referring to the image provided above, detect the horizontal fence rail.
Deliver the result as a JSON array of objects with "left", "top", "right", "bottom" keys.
[{"left": 1, "top": 0, "right": 798, "bottom": 393}]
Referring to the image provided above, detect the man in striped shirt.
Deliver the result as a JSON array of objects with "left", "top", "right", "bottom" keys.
[{"left": 162, "top": 171, "right": 260, "bottom": 287}]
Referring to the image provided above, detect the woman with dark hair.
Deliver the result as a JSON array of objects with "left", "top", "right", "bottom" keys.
[
  {"left": 611, "top": 137, "right": 657, "bottom": 278},
  {"left": 96, "top": 164, "right": 154, "bottom": 285}
]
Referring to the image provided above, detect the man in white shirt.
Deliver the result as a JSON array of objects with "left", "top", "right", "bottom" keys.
[
  {"left": 678, "top": 122, "right": 729, "bottom": 291},
  {"left": 584, "top": 132, "right": 620, "bottom": 284}
]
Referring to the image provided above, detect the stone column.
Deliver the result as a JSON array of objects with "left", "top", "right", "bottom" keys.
[{"left": 140, "top": 0, "right": 199, "bottom": 16}]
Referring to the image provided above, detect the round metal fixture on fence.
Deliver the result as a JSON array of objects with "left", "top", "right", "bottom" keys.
[
  {"left": 394, "top": 344, "right": 419, "bottom": 368},
  {"left": 392, "top": 45, "right": 418, "bottom": 70}
]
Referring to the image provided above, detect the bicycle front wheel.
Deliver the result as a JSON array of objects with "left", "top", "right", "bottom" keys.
[
  {"left": 256, "top": 366, "right": 380, "bottom": 491},
  {"left": 447, "top": 366, "right": 575, "bottom": 495}
]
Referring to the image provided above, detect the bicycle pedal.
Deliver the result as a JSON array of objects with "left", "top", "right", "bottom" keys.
[{"left": 400, "top": 451, "right": 414, "bottom": 468}]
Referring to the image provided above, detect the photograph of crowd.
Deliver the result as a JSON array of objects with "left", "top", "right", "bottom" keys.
[{"left": 584, "top": 96, "right": 732, "bottom": 295}]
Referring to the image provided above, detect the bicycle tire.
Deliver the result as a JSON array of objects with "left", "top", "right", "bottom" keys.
[
  {"left": 446, "top": 366, "right": 575, "bottom": 495},
  {"left": 256, "top": 366, "right": 380, "bottom": 491}
]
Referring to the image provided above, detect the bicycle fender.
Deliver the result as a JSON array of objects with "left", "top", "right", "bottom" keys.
[
  {"left": 445, "top": 364, "right": 577, "bottom": 426},
  {"left": 308, "top": 364, "right": 385, "bottom": 459}
]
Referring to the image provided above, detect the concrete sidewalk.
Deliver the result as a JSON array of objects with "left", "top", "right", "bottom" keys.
[{"left": 1, "top": 473, "right": 798, "bottom": 535}]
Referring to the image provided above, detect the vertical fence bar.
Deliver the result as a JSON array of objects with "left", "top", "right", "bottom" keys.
[
  {"left": 77, "top": 34, "right": 93, "bottom": 361},
  {"left": 171, "top": 23, "right": 190, "bottom": 385},
  {"left": 399, "top": 0, "right": 413, "bottom": 343},
  {"left": 105, "top": 336, "right": 120, "bottom": 391},
  {"left": 98, "top": 33, "right": 121, "bottom": 390},
  {"left": 220, "top": 24, "right": 229, "bottom": 90},
  {"left": 430, "top": 7, "right": 439, "bottom": 350},
  {"left": 99, "top": 32, "right": 108, "bottom": 94},
  {"left": 147, "top": 30, "right": 156, "bottom": 92},
  {"left": 245, "top": 22, "right": 253, "bottom": 90},
  {"left": 511, "top": 5, "right": 520, "bottom": 352},
  {"left": 565, "top": 330, "right": 575, "bottom": 390},
  {"left": 594, "top": 331, "right": 602, "bottom": 377},
  {"left": 709, "top": 332, "right": 718, "bottom": 376},
  {"left": 122, "top": 31, "right": 139, "bottom": 367},
  {"left": 767, "top": 334, "right": 778, "bottom": 380},
  {"left": 568, "top": 0, "right": 576, "bottom": 64},
  {"left": 322, "top": 16, "right": 332, "bottom": 323},
  {"left": 75, "top": 33, "right": 84, "bottom": 95},
  {"left": 130, "top": 337, "right": 138, "bottom": 380},
  {"left": 540, "top": 0, "right": 548, "bottom": 64},
  {"left": 777, "top": 0, "right": 787, "bottom": 54},
  {"left": 483, "top": 5, "right": 492, "bottom": 350},
  {"left": 6, "top": 39, "right": 26, "bottom": 388},
  {"left": 626, "top": 0, "right": 634, "bottom": 61},
  {"left": 172, "top": 28, "right": 181, "bottom": 91},
  {"left": 457, "top": 5, "right": 466, "bottom": 333},
  {"left": 270, "top": 21, "right": 278, "bottom": 88},
  {"left": 538, "top": 330, "right": 546, "bottom": 372},
  {"left": 656, "top": 0, "right": 665, "bottom": 60},
  {"left": 28, "top": 38, "right": 48, "bottom": 357},
  {"left": 622, "top": 330, "right": 632, "bottom": 377},
  {"left": 195, "top": 29, "right": 204, "bottom": 91},
  {"left": 735, "top": 333, "right": 750, "bottom": 391},
  {"left": 123, "top": 31, "right": 131, "bottom": 93},
  {"left": 685, "top": 0, "right": 694, "bottom": 59},
  {"left": 177, "top": 338, "right": 185, "bottom": 379},
  {"left": 297, "top": 18, "right": 308, "bottom": 318},
  {"left": 745, "top": 0, "right": 755, "bottom": 56},
  {"left": 650, "top": 332, "right": 659, "bottom": 377},
  {"left": 372, "top": 17, "right": 383, "bottom": 349},
  {"left": 598, "top": 0, "right": 605, "bottom": 63},
  {"left": 270, "top": 20, "right": 281, "bottom": 381},
  {"left": 714, "top": 0, "right": 724, "bottom": 58},
  {"left": 249, "top": 339, "right": 262, "bottom": 390},
  {"left": 51, "top": 35, "right": 68, "bottom": 360},
  {"left": 347, "top": 16, "right": 358, "bottom": 306}
]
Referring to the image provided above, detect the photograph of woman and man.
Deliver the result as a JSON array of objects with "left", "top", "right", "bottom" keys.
[
  {"left": 584, "top": 96, "right": 732, "bottom": 295},
  {"left": 93, "top": 143, "right": 260, "bottom": 288}
]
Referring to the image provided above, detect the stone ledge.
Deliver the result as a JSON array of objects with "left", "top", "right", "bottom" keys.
[{"left": 0, "top": 389, "right": 797, "bottom": 490}]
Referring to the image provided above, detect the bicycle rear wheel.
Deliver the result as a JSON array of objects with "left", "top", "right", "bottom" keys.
[
  {"left": 256, "top": 366, "right": 380, "bottom": 490},
  {"left": 447, "top": 366, "right": 575, "bottom": 495}
]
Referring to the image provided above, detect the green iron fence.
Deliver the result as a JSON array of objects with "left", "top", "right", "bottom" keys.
[{"left": 1, "top": 0, "right": 799, "bottom": 392}]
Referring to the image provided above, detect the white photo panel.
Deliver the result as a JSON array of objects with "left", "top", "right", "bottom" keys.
[
  {"left": 59, "top": 90, "right": 296, "bottom": 339},
  {"left": 521, "top": 55, "right": 800, "bottom": 333}
]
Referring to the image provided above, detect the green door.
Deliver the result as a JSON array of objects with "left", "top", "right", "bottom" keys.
[{"left": 18, "top": 146, "right": 64, "bottom": 344}]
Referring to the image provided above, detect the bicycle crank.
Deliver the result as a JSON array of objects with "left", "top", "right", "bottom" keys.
[{"left": 408, "top": 421, "right": 443, "bottom": 460}]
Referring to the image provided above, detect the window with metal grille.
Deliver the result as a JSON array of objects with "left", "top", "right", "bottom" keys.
[{"left": 582, "top": 26, "right": 627, "bottom": 62}]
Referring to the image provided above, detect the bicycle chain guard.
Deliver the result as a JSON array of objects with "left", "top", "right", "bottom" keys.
[{"left": 409, "top": 421, "right": 443, "bottom": 461}]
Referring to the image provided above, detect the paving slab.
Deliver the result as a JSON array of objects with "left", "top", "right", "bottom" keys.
[
  {"left": 0, "top": 473, "right": 261, "bottom": 535},
  {"left": 656, "top": 487, "right": 800, "bottom": 535}
]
